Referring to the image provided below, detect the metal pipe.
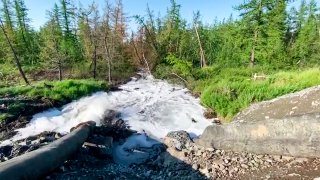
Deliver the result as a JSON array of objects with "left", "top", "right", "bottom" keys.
[{"left": 0, "top": 121, "right": 96, "bottom": 180}]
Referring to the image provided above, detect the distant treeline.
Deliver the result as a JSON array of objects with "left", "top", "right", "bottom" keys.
[{"left": 0, "top": 0, "right": 319, "bottom": 85}]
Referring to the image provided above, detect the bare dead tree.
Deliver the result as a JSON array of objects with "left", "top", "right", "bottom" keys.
[{"left": 194, "top": 23, "right": 207, "bottom": 68}]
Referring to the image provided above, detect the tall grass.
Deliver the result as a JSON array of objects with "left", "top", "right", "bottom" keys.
[
  {"left": 198, "top": 67, "right": 320, "bottom": 121},
  {"left": 0, "top": 80, "right": 108, "bottom": 102}
]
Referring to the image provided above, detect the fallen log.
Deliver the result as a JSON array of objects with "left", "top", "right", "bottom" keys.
[{"left": 0, "top": 121, "right": 96, "bottom": 180}]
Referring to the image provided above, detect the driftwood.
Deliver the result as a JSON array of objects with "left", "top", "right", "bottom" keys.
[{"left": 0, "top": 121, "right": 96, "bottom": 180}]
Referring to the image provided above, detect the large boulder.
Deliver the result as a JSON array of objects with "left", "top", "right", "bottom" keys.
[
  {"left": 197, "top": 86, "right": 320, "bottom": 157},
  {"left": 234, "top": 85, "right": 320, "bottom": 122}
]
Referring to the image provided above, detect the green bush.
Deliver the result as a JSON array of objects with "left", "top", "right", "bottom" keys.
[{"left": 165, "top": 54, "right": 192, "bottom": 77}]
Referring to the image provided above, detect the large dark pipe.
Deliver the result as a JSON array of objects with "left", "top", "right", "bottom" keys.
[{"left": 0, "top": 121, "right": 96, "bottom": 180}]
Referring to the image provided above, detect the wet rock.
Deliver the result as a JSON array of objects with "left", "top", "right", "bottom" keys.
[
  {"left": 164, "top": 131, "right": 192, "bottom": 151},
  {"left": 0, "top": 145, "right": 13, "bottom": 161},
  {"left": 101, "top": 110, "right": 121, "bottom": 126},
  {"left": 83, "top": 136, "right": 113, "bottom": 159},
  {"left": 204, "top": 110, "right": 217, "bottom": 119},
  {"left": 26, "top": 135, "right": 38, "bottom": 141},
  {"left": 55, "top": 133, "right": 63, "bottom": 139}
]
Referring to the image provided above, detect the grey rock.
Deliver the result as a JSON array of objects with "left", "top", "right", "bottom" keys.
[
  {"left": 197, "top": 113, "right": 320, "bottom": 158},
  {"left": 192, "top": 163, "right": 200, "bottom": 170},
  {"left": 165, "top": 131, "right": 192, "bottom": 151},
  {"left": 241, "top": 164, "right": 249, "bottom": 169}
]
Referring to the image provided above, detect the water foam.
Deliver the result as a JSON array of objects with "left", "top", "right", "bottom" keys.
[{"left": 2, "top": 74, "right": 212, "bottom": 148}]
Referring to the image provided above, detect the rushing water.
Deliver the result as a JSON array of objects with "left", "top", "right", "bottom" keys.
[{"left": 2, "top": 74, "right": 212, "bottom": 164}]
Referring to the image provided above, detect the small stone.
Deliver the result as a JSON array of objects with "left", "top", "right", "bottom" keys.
[
  {"left": 266, "top": 159, "right": 273, "bottom": 163},
  {"left": 222, "top": 169, "right": 228, "bottom": 175},
  {"left": 195, "top": 151, "right": 202, "bottom": 156},
  {"left": 257, "top": 155, "right": 264, "bottom": 159},
  {"left": 26, "top": 136, "right": 38, "bottom": 141},
  {"left": 212, "top": 163, "right": 220, "bottom": 170},
  {"left": 206, "top": 148, "right": 215, "bottom": 152},
  {"left": 241, "top": 164, "right": 249, "bottom": 169},
  {"left": 39, "top": 136, "right": 46, "bottom": 143},
  {"left": 55, "top": 133, "right": 62, "bottom": 139},
  {"left": 183, "top": 151, "right": 188, "bottom": 157},
  {"left": 202, "top": 152, "right": 207, "bottom": 158},
  {"left": 59, "top": 166, "right": 66, "bottom": 172},
  {"left": 25, "top": 140, "right": 31, "bottom": 145},
  {"left": 218, "top": 164, "right": 226, "bottom": 171},
  {"left": 232, "top": 157, "right": 239, "bottom": 162},
  {"left": 192, "top": 164, "right": 200, "bottom": 170},
  {"left": 31, "top": 139, "right": 41, "bottom": 145},
  {"left": 266, "top": 175, "right": 271, "bottom": 179},
  {"left": 282, "top": 156, "right": 294, "bottom": 161},
  {"left": 200, "top": 168, "right": 210, "bottom": 178}
]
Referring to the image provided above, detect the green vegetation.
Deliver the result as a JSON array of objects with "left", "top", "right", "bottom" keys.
[
  {"left": 144, "top": 0, "right": 320, "bottom": 121},
  {"left": 0, "top": 80, "right": 107, "bottom": 123},
  {"left": 0, "top": 80, "right": 108, "bottom": 102},
  {"left": 0, "top": 113, "right": 11, "bottom": 122},
  {"left": 198, "top": 68, "right": 320, "bottom": 120},
  {"left": 157, "top": 66, "right": 320, "bottom": 121},
  {"left": 0, "top": 0, "right": 135, "bottom": 86}
]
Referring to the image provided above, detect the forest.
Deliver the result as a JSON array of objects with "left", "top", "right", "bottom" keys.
[{"left": 0, "top": 0, "right": 320, "bottom": 121}]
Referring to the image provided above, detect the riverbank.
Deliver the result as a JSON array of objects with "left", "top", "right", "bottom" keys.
[
  {"left": 1, "top": 74, "right": 320, "bottom": 179},
  {"left": 155, "top": 66, "right": 320, "bottom": 121},
  {"left": 0, "top": 80, "right": 108, "bottom": 141}
]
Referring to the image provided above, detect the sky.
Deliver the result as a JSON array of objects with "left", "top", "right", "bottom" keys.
[
  {"left": 24, "top": 0, "right": 303, "bottom": 31},
  {"left": 24, "top": 0, "right": 242, "bottom": 30}
]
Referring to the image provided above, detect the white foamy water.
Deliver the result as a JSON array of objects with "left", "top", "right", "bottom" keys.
[{"left": 1, "top": 74, "right": 211, "bottom": 152}]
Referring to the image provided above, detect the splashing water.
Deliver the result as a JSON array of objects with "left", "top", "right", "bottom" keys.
[{"left": 2, "top": 74, "right": 212, "bottom": 163}]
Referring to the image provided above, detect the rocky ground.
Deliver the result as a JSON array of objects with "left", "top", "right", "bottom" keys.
[
  {"left": 2, "top": 120, "right": 320, "bottom": 179},
  {"left": 2, "top": 85, "right": 320, "bottom": 179},
  {"left": 163, "top": 130, "right": 320, "bottom": 180}
]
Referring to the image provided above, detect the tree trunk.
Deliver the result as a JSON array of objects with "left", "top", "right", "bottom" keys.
[
  {"left": 92, "top": 45, "right": 97, "bottom": 79},
  {"left": 250, "top": 30, "right": 258, "bottom": 67},
  {"left": 58, "top": 59, "right": 62, "bottom": 81},
  {"left": 0, "top": 18, "right": 30, "bottom": 85},
  {"left": 107, "top": 58, "right": 111, "bottom": 83},
  {"left": 132, "top": 37, "right": 143, "bottom": 65},
  {"left": 142, "top": 53, "right": 151, "bottom": 74},
  {"left": 104, "top": 37, "right": 112, "bottom": 84},
  {"left": 194, "top": 24, "right": 207, "bottom": 68},
  {"left": 53, "top": 38, "right": 62, "bottom": 81}
]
